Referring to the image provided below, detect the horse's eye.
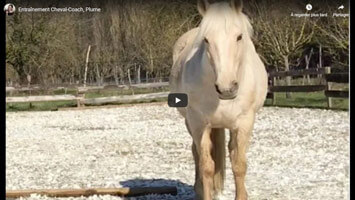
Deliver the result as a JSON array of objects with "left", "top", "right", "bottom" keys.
[
  {"left": 204, "top": 38, "right": 209, "bottom": 44},
  {"left": 237, "top": 34, "right": 243, "bottom": 42}
]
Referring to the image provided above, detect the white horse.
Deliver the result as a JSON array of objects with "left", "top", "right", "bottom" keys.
[{"left": 170, "top": 0, "right": 268, "bottom": 199}]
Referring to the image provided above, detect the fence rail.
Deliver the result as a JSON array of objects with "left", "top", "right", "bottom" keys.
[
  {"left": 269, "top": 85, "right": 326, "bottom": 93},
  {"left": 268, "top": 67, "right": 328, "bottom": 78},
  {"left": 324, "top": 90, "right": 349, "bottom": 98},
  {"left": 324, "top": 73, "right": 349, "bottom": 83}
]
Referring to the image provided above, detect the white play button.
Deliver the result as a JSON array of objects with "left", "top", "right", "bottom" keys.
[
  {"left": 175, "top": 97, "right": 181, "bottom": 103},
  {"left": 168, "top": 93, "right": 188, "bottom": 107}
]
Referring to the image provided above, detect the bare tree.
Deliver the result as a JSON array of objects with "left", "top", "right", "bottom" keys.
[
  {"left": 252, "top": 4, "right": 315, "bottom": 98},
  {"left": 314, "top": 15, "right": 349, "bottom": 68}
]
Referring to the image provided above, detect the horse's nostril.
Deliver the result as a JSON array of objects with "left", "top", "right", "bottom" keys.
[
  {"left": 215, "top": 84, "right": 222, "bottom": 94},
  {"left": 232, "top": 81, "right": 239, "bottom": 91}
]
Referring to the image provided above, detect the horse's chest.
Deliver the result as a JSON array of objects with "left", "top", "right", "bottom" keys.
[{"left": 208, "top": 102, "right": 243, "bottom": 129}]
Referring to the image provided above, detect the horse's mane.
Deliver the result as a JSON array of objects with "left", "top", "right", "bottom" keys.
[{"left": 194, "top": 2, "right": 253, "bottom": 45}]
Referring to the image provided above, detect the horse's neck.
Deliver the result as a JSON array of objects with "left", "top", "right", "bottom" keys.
[{"left": 237, "top": 39, "right": 259, "bottom": 91}]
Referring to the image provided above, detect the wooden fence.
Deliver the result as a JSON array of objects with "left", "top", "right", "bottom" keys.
[
  {"left": 5, "top": 67, "right": 349, "bottom": 108},
  {"left": 267, "top": 66, "right": 349, "bottom": 108},
  {"left": 6, "top": 82, "right": 169, "bottom": 107}
]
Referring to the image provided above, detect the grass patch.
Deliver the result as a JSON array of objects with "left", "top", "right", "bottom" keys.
[
  {"left": 84, "top": 97, "right": 168, "bottom": 107},
  {"left": 6, "top": 101, "right": 78, "bottom": 112},
  {"left": 84, "top": 87, "right": 169, "bottom": 99}
]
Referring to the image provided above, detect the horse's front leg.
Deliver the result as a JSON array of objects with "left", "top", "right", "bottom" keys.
[
  {"left": 186, "top": 115, "right": 214, "bottom": 200},
  {"left": 186, "top": 120, "right": 203, "bottom": 199},
  {"left": 229, "top": 113, "right": 255, "bottom": 200},
  {"left": 199, "top": 124, "right": 214, "bottom": 200}
]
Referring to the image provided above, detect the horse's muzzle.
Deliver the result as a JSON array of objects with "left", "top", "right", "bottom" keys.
[
  {"left": 218, "top": 93, "right": 237, "bottom": 100},
  {"left": 215, "top": 82, "right": 238, "bottom": 100}
]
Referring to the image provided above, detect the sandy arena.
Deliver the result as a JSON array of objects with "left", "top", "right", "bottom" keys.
[{"left": 6, "top": 103, "right": 349, "bottom": 200}]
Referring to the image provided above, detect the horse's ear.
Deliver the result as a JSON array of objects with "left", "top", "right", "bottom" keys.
[
  {"left": 197, "top": 0, "right": 209, "bottom": 16},
  {"left": 230, "top": 0, "right": 243, "bottom": 13}
]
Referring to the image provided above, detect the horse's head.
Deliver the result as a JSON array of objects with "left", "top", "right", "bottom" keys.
[{"left": 197, "top": 0, "right": 252, "bottom": 100}]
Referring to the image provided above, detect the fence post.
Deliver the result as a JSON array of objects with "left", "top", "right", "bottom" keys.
[
  {"left": 324, "top": 67, "right": 332, "bottom": 108},
  {"left": 76, "top": 88, "right": 86, "bottom": 108},
  {"left": 272, "top": 76, "right": 276, "bottom": 105}
]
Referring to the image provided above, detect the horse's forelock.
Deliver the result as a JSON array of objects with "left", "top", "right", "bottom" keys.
[{"left": 196, "top": 2, "right": 253, "bottom": 41}]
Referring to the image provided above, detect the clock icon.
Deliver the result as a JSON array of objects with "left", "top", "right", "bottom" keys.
[{"left": 306, "top": 4, "right": 312, "bottom": 11}]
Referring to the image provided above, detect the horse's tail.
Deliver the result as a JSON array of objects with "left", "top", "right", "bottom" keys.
[{"left": 211, "top": 128, "right": 226, "bottom": 195}]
